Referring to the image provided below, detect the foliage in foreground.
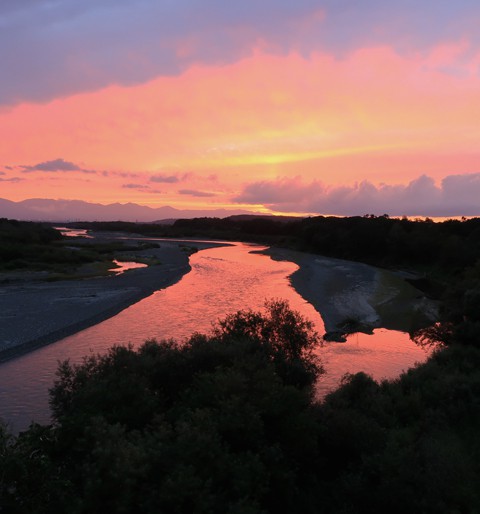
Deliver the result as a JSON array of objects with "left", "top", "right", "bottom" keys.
[
  {"left": 2, "top": 302, "right": 480, "bottom": 513},
  {"left": 1, "top": 301, "right": 322, "bottom": 513}
]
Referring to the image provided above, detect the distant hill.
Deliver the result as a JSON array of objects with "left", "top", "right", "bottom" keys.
[
  {"left": 226, "top": 214, "right": 304, "bottom": 223},
  {"left": 151, "top": 219, "right": 178, "bottom": 225},
  {"left": 0, "top": 198, "right": 252, "bottom": 222},
  {"left": 150, "top": 214, "right": 305, "bottom": 225}
]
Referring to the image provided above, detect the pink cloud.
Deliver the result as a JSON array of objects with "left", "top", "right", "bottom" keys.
[
  {"left": 234, "top": 173, "right": 480, "bottom": 217},
  {"left": 179, "top": 189, "right": 216, "bottom": 198}
]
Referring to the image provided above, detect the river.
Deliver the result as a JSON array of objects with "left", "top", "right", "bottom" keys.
[{"left": 0, "top": 242, "right": 431, "bottom": 432}]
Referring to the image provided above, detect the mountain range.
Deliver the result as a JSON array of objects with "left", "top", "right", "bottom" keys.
[{"left": 0, "top": 198, "right": 252, "bottom": 222}]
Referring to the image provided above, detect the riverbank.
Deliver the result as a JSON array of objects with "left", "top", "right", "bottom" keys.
[
  {"left": 263, "top": 247, "right": 438, "bottom": 340},
  {"left": 1, "top": 234, "right": 438, "bottom": 362},
  {"left": 0, "top": 236, "right": 225, "bottom": 362}
]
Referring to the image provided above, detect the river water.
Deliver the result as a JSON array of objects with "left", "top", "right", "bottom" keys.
[{"left": 0, "top": 242, "right": 431, "bottom": 432}]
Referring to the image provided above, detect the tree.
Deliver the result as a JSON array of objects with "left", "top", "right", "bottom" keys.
[
  {"left": 213, "top": 299, "right": 322, "bottom": 388},
  {"left": 15, "top": 301, "right": 323, "bottom": 513}
]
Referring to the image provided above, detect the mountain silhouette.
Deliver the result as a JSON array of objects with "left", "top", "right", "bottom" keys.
[{"left": 0, "top": 198, "right": 250, "bottom": 222}]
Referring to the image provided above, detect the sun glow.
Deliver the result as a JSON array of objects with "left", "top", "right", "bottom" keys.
[{"left": 1, "top": 41, "right": 480, "bottom": 214}]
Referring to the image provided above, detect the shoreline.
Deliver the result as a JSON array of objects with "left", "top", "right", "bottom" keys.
[
  {"left": 0, "top": 265, "right": 188, "bottom": 363},
  {"left": 0, "top": 237, "right": 225, "bottom": 363},
  {"left": 1, "top": 236, "right": 438, "bottom": 363},
  {"left": 263, "top": 247, "right": 438, "bottom": 340}
]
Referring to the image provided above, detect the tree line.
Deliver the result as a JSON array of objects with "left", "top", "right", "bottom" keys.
[{"left": 1, "top": 301, "right": 480, "bottom": 513}]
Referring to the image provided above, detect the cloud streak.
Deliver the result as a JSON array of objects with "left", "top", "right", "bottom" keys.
[
  {"left": 0, "top": 177, "right": 23, "bottom": 183},
  {"left": 121, "top": 183, "right": 163, "bottom": 194},
  {"left": 122, "top": 183, "right": 149, "bottom": 190},
  {"left": 150, "top": 174, "right": 180, "bottom": 184},
  {"left": 179, "top": 189, "right": 216, "bottom": 198},
  {"left": 20, "top": 158, "right": 95, "bottom": 174},
  {"left": 234, "top": 173, "right": 480, "bottom": 217}
]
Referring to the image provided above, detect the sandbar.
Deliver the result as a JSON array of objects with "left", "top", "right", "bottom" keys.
[
  {"left": 264, "top": 247, "right": 438, "bottom": 340},
  {"left": 0, "top": 235, "right": 225, "bottom": 362}
]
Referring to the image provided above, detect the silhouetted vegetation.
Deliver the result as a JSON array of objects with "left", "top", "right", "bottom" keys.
[
  {"left": 1, "top": 302, "right": 322, "bottom": 513},
  {"left": 69, "top": 215, "right": 480, "bottom": 344},
  {"left": 0, "top": 218, "right": 66, "bottom": 271},
  {"left": 68, "top": 215, "right": 480, "bottom": 278},
  {"left": 4, "top": 216, "right": 480, "bottom": 510},
  {"left": 0, "top": 219, "right": 158, "bottom": 275},
  {"left": 2, "top": 302, "right": 480, "bottom": 513}
]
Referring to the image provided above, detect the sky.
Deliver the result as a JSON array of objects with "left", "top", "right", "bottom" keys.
[{"left": 1, "top": 0, "right": 480, "bottom": 217}]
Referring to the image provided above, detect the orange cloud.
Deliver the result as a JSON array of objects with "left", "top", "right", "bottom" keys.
[{"left": 1, "top": 43, "right": 479, "bottom": 211}]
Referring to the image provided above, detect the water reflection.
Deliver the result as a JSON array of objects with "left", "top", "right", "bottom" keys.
[
  {"left": 54, "top": 227, "right": 92, "bottom": 238},
  {"left": 110, "top": 260, "right": 148, "bottom": 275},
  {"left": 315, "top": 329, "right": 430, "bottom": 399},
  {"left": 0, "top": 242, "right": 432, "bottom": 432}
]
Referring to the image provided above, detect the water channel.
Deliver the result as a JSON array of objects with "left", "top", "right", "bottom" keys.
[{"left": 0, "top": 241, "right": 432, "bottom": 432}]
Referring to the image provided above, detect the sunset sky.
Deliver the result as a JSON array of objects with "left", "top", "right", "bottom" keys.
[{"left": 1, "top": 0, "right": 480, "bottom": 217}]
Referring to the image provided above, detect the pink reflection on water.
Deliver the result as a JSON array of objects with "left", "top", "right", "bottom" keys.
[
  {"left": 316, "top": 329, "right": 433, "bottom": 399},
  {"left": 54, "top": 227, "right": 92, "bottom": 238},
  {"left": 0, "top": 242, "right": 434, "bottom": 432},
  {"left": 110, "top": 260, "right": 148, "bottom": 275},
  {"left": 61, "top": 244, "right": 323, "bottom": 350}
]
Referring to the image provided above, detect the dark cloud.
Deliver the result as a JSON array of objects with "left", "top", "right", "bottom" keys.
[
  {"left": 122, "top": 183, "right": 149, "bottom": 190},
  {"left": 101, "top": 171, "right": 141, "bottom": 178},
  {"left": 0, "top": 1, "right": 322, "bottom": 105},
  {"left": 306, "top": 1, "right": 479, "bottom": 54},
  {"left": 113, "top": 171, "right": 140, "bottom": 178},
  {"left": 121, "top": 183, "right": 163, "bottom": 194},
  {"left": 20, "top": 158, "right": 95, "bottom": 174},
  {"left": 441, "top": 173, "right": 480, "bottom": 206},
  {"left": 0, "top": 177, "right": 24, "bottom": 183},
  {"left": 179, "top": 189, "right": 216, "bottom": 198},
  {"left": 150, "top": 174, "right": 180, "bottom": 184},
  {"left": 0, "top": 171, "right": 5, "bottom": 175},
  {"left": 234, "top": 173, "right": 480, "bottom": 217},
  {"left": 3, "top": 1, "right": 475, "bottom": 106},
  {"left": 0, "top": 1, "right": 40, "bottom": 16}
]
